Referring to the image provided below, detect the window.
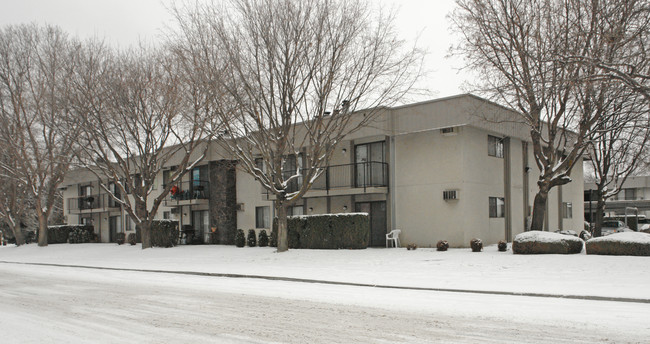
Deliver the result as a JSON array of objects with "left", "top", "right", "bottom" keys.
[
  {"left": 562, "top": 202, "right": 573, "bottom": 219},
  {"left": 192, "top": 210, "right": 210, "bottom": 243},
  {"left": 288, "top": 205, "right": 303, "bottom": 216},
  {"left": 488, "top": 135, "right": 504, "bottom": 158},
  {"left": 163, "top": 211, "right": 171, "bottom": 220},
  {"left": 254, "top": 158, "right": 265, "bottom": 172},
  {"left": 80, "top": 216, "right": 92, "bottom": 225},
  {"left": 489, "top": 197, "right": 505, "bottom": 218},
  {"left": 624, "top": 188, "right": 637, "bottom": 200},
  {"left": 256, "top": 206, "right": 270, "bottom": 228},
  {"left": 355, "top": 141, "right": 386, "bottom": 187},
  {"left": 125, "top": 215, "right": 136, "bottom": 232},
  {"left": 162, "top": 166, "right": 177, "bottom": 188}
]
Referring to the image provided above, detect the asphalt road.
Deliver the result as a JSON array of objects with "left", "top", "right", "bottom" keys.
[{"left": 0, "top": 264, "right": 647, "bottom": 343}]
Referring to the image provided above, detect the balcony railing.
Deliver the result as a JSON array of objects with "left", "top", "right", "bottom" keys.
[
  {"left": 164, "top": 180, "right": 210, "bottom": 206},
  {"left": 67, "top": 193, "right": 121, "bottom": 213},
  {"left": 262, "top": 161, "right": 388, "bottom": 198}
]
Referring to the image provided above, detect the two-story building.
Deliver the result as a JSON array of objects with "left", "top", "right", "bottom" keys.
[{"left": 60, "top": 94, "right": 585, "bottom": 247}]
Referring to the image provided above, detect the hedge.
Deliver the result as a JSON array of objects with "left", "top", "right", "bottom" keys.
[
  {"left": 272, "top": 213, "right": 369, "bottom": 249},
  {"left": 150, "top": 220, "right": 179, "bottom": 248},
  {"left": 47, "top": 225, "right": 94, "bottom": 244}
]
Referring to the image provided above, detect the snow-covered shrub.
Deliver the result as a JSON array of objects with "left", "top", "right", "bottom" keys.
[
  {"left": 247, "top": 229, "right": 257, "bottom": 247},
  {"left": 579, "top": 230, "right": 592, "bottom": 241},
  {"left": 116, "top": 232, "right": 125, "bottom": 245},
  {"left": 436, "top": 240, "right": 449, "bottom": 251},
  {"left": 498, "top": 240, "right": 507, "bottom": 252},
  {"left": 150, "top": 220, "right": 179, "bottom": 248},
  {"left": 586, "top": 232, "right": 650, "bottom": 256},
  {"left": 68, "top": 226, "right": 92, "bottom": 244},
  {"left": 512, "top": 231, "right": 583, "bottom": 254},
  {"left": 235, "top": 229, "right": 245, "bottom": 247},
  {"left": 258, "top": 230, "right": 269, "bottom": 247},
  {"left": 272, "top": 213, "right": 369, "bottom": 249},
  {"left": 127, "top": 233, "right": 136, "bottom": 245},
  {"left": 554, "top": 229, "right": 578, "bottom": 237},
  {"left": 407, "top": 243, "right": 417, "bottom": 250},
  {"left": 470, "top": 238, "right": 483, "bottom": 252},
  {"left": 47, "top": 225, "right": 94, "bottom": 244}
]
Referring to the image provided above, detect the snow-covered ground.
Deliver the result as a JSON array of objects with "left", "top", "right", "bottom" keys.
[
  {"left": 1, "top": 243, "right": 649, "bottom": 343},
  {"left": 1, "top": 243, "right": 649, "bottom": 299}
]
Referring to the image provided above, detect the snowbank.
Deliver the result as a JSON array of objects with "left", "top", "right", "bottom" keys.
[
  {"left": 586, "top": 232, "right": 650, "bottom": 256},
  {"left": 512, "top": 231, "right": 583, "bottom": 254}
]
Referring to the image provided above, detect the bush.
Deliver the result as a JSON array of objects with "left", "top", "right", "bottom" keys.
[
  {"left": 235, "top": 229, "right": 246, "bottom": 247},
  {"left": 579, "top": 230, "right": 592, "bottom": 241},
  {"left": 150, "top": 220, "right": 179, "bottom": 248},
  {"left": 513, "top": 231, "right": 583, "bottom": 254},
  {"left": 47, "top": 225, "right": 94, "bottom": 244},
  {"left": 258, "top": 230, "right": 269, "bottom": 247},
  {"left": 407, "top": 243, "right": 417, "bottom": 250},
  {"left": 586, "top": 232, "right": 650, "bottom": 256},
  {"left": 247, "top": 229, "right": 257, "bottom": 247},
  {"left": 127, "top": 233, "right": 137, "bottom": 245},
  {"left": 69, "top": 226, "right": 93, "bottom": 244},
  {"left": 497, "top": 240, "right": 508, "bottom": 252},
  {"left": 436, "top": 240, "right": 449, "bottom": 251},
  {"left": 269, "top": 229, "right": 277, "bottom": 247},
  {"left": 470, "top": 238, "right": 483, "bottom": 252},
  {"left": 272, "top": 213, "right": 370, "bottom": 249},
  {"left": 116, "top": 232, "right": 125, "bottom": 245}
]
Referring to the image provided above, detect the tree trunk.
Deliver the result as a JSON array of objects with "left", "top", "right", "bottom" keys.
[
  {"left": 276, "top": 200, "right": 289, "bottom": 252},
  {"left": 593, "top": 199, "right": 606, "bottom": 237},
  {"left": 37, "top": 214, "right": 48, "bottom": 247},
  {"left": 530, "top": 190, "right": 548, "bottom": 231},
  {"left": 139, "top": 222, "right": 152, "bottom": 249},
  {"left": 12, "top": 222, "right": 25, "bottom": 246}
]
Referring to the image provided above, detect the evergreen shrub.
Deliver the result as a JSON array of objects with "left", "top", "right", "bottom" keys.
[
  {"left": 116, "top": 232, "right": 125, "bottom": 245},
  {"left": 247, "top": 229, "right": 257, "bottom": 247},
  {"left": 258, "top": 230, "right": 269, "bottom": 247},
  {"left": 497, "top": 240, "right": 507, "bottom": 252},
  {"left": 47, "top": 225, "right": 94, "bottom": 244},
  {"left": 470, "top": 238, "right": 483, "bottom": 252},
  {"left": 436, "top": 240, "right": 449, "bottom": 251},
  {"left": 150, "top": 220, "right": 179, "bottom": 248},
  {"left": 272, "top": 213, "right": 369, "bottom": 249},
  {"left": 235, "top": 229, "right": 246, "bottom": 247},
  {"left": 127, "top": 233, "right": 137, "bottom": 245}
]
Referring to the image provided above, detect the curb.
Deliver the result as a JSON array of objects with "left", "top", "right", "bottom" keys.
[{"left": 2, "top": 260, "right": 649, "bottom": 304}]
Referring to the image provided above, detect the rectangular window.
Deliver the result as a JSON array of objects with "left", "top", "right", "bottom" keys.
[
  {"left": 489, "top": 197, "right": 505, "bottom": 218},
  {"left": 562, "top": 202, "right": 573, "bottom": 219},
  {"left": 488, "top": 135, "right": 504, "bottom": 158},
  {"left": 125, "top": 215, "right": 136, "bottom": 232},
  {"left": 256, "top": 206, "right": 270, "bottom": 228},
  {"left": 624, "top": 188, "right": 637, "bottom": 200},
  {"left": 163, "top": 211, "right": 171, "bottom": 220},
  {"left": 355, "top": 141, "right": 386, "bottom": 187},
  {"left": 287, "top": 205, "right": 303, "bottom": 216}
]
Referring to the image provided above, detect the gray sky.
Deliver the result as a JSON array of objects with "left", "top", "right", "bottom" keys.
[{"left": 0, "top": 0, "right": 472, "bottom": 100}]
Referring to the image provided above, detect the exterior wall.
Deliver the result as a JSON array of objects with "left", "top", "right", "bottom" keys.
[{"left": 58, "top": 94, "right": 586, "bottom": 248}]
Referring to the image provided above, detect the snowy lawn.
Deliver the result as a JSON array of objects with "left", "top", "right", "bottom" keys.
[{"left": 1, "top": 242, "right": 649, "bottom": 300}]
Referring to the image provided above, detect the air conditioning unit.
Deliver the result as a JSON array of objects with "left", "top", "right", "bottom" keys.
[
  {"left": 441, "top": 127, "right": 457, "bottom": 136},
  {"left": 236, "top": 203, "right": 245, "bottom": 211},
  {"left": 443, "top": 190, "right": 459, "bottom": 201}
]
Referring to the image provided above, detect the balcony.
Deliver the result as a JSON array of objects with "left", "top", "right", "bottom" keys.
[
  {"left": 164, "top": 180, "right": 210, "bottom": 207},
  {"left": 67, "top": 193, "right": 121, "bottom": 214},
  {"left": 262, "top": 162, "right": 388, "bottom": 199}
]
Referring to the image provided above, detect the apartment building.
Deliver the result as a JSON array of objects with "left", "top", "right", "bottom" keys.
[
  {"left": 584, "top": 175, "right": 650, "bottom": 220},
  {"left": 60, "top": 94, "right": 585, "bottom": 247}
]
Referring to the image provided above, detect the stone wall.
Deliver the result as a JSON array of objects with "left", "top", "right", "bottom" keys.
[{"left": 209, "top": 160, "right": 237, "bottom": 244}]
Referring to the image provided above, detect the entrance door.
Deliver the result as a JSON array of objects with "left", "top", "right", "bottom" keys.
[
  {"left": 192, "top": 210, "right": 209, "bottom": 243},
  {"left": 109, "top": 216, "right": 121, "bottom": 243},
  {"left": 355, "top": 201, "right": 387, "bottom": 247}
]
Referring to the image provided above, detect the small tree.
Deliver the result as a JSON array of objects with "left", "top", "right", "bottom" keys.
[{"left": 171, "top": 0, "right": 423, "bottom": 252}]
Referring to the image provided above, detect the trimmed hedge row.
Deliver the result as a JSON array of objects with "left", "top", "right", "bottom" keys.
[
  {"left": 47, "top": 225, "right": 94, "bottom": 244},
  {"left": 151, "top": 220, "right": 179, "bottom": 248},
  {"left": 272, "top": 213, "right": 369, "bottom": 249}
]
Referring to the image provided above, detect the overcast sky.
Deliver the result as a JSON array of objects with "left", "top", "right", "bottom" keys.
[{"left": 0, "top": 0, "right": 472, "bottom": 100}]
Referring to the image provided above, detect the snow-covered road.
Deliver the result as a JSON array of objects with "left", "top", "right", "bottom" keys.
[{"left": 1, "top": 263, "right": 648, "bottom": 343}]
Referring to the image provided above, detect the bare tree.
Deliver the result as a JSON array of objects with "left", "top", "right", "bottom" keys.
[
  {"left": 586, "top": 89, "right": 650, "bottom": 236},
  {"left": 171, "top": 0, "right": 423, "bottom": 252},
  {"left": 451, "top": 0, "right": 649, "bottom": 231},
  {"left": 0, "top": 143, "right": 32, "bottom": 245},
  {"left": 0, "top": 24, "right": 81, "bottom": 246},
  {"left": 71, "top": 43, "right": 213, "bottom": 249}
]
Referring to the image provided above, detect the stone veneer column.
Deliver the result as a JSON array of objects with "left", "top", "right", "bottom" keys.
[{"left": 209, "top": 160, "right": 237, "bottom": 244}]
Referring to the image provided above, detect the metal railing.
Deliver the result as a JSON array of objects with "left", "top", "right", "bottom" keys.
[
  {"left": 67, "top": 193, "right": 121, "bottom": 212},
  {"left": 164, "top": 180, "right": 210, "bottom": 206},
  {"left": 262, "top": 161, "right": 388, "bottom": 197}
]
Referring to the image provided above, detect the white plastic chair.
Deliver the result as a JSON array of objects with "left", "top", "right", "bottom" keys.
[{"left": 386, "top": 229, "right": 401, "bottom": 248}]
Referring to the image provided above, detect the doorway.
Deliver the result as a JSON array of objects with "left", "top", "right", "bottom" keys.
[
  {"left": 109, "top": 216, "right": 121, "bottom": 243},
  {"left": 355, "top": 201, "right": 387, "bottom": 247}
]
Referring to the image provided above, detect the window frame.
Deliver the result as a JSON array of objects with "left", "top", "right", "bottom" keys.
[
  {"left": 489, "top": 197, "right": 505, "bottom": 218},
  {"left": 562, "top": 202, "right": 573, "bottom": 219},
  {"left": 255, "top": 206, "right": 271, "bottom": 229},
  {"left": 488, "top": 135, "right": 504, "bottom": 158}
]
